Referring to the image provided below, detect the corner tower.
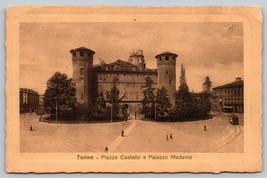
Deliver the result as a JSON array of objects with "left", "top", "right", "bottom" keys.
[
  {"left": 155, "top": 51, "right": 178, "bottom": 106},
  {"left": 70, "top": 47, "right": 95, "bottom": 109}
]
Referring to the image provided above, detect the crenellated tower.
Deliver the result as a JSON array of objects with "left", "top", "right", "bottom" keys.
[
  {"left": 155, "top": 51, "right": 178, "bottom": 107},
  {"left": 70, "top": 47, "right": 95, "bottom": 110}
]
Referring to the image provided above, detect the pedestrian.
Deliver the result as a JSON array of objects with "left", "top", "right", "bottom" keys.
[
  {"left": 125, "top": 115, "right": 128, "bottom": 123},
  {"left": 30, "top": 125, "right": 33, "bottom": 131},
  {"left": 166, "top": 134, "right": 169, "bottom": 141},
  {"left": 170, "top": 133, "right": 173, "bottom": 139},
  {"left": 105, "top": 146, "right": 108, "bottom": 152},
  {"left": 204, "top": 125, "right": 207, "bottom": 131},
  {"left": 121, "top": 129, "right": 124, "bottom": 137}
]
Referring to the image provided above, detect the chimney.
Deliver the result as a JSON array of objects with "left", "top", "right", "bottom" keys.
[{"left": 235, "top": 77, "right": 242, "bottom": 82}]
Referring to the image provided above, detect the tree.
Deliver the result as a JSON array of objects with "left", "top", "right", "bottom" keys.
[
  {"left": 44, "top": 72, "right": 77, "bottom": 119},
  {"left": 91, "top": 92, "right": 109, "bottom": 120},
  {"left": 172, "top": 64, "right": 193, "bottom": 121},
  {"left": 140, "top": 76, "right": 156, "bottom": 119},
  {"left": 106, "top": 79, "right": 124, "bottom": 119},
  {"left": 202, "top": 76, "right": 212, "bottom": 93},
  {"left": 155, "top": 86, "right": 171, "bottom": 120},
  {"left": 200, "top": 76, "right": 213, "bottom": 116}
]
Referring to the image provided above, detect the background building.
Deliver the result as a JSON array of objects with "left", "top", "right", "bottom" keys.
[
  {"left": 70, "top": 47, "right": 178, "bottom": 118},
  {"left": 212, "top": 77, "right": 244, "bottom": 113},
  {"left": 19, "top": 88, "right": 39, "bottom": 113}
]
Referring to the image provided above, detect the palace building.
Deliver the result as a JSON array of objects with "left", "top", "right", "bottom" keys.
[
  {"left": 70, "top": 47, "right": 178, "bottom": 117},
  {"left": 212, "top": 77, "right": 244, "bottom": 113}
]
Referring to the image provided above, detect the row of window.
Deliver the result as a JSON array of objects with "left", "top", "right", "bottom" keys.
[
  {"left": 221, "top": 95, "right": 243, "bottom": 99},
  {"left": 73, "top": 51, "right": 86, "bottom": 57},
  {"left": 97, "top": 75, "right": 156, "bottom": 82},
  {"left": 214, "top": 88, "right": 243, "bottom": 94},
  {"left": 158, "top": 56, "right": 176, "bottom": 61}
]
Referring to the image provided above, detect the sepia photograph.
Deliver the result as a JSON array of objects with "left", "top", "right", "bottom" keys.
[
  {"left": 6, "top": 6, "right": 262, "bottom": 173},
  {"left": 19, "top": 22, "right": 244, "bottom": 153}
]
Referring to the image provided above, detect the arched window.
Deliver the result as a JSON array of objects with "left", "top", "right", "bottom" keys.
[
  {"left": 80, "top": 51, "right": 84, "bottom": 57},
  {"left": 80, "top": 67, "right": 84, "bottom": 76}
]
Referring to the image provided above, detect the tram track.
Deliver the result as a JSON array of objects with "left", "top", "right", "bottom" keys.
[
  {"left": 20, "top": 117, "right": 100, "bottom": 152},
  {"left": 211, "top": 124, "right": 242, "bottom": 152}
]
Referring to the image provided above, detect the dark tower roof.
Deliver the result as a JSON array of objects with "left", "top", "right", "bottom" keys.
[
  {"left": 70, "top": 47, "right": 95, "bottom": 54},
  {"left": 155, "top": 51, "right": 178, "bottom": 58}
]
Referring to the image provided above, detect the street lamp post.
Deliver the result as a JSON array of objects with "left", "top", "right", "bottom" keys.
[
  {"left": 154, "top": 99, "right": 157, "bottom": 120},
  {"left": 55, "top": 101, "right": 58, "bottom": 123}
]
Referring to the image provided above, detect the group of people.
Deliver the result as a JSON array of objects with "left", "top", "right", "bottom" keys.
[{"left": 166, "top": 133, "right": 173, "bottom": 141}]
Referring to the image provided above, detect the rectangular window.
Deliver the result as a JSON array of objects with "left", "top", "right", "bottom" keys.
[
  {"left": 166, "top": 70, "right": 168, "bottom": 75},
  {"left": 169, "top": 80, "right": 171, "bottom": 84},
  {"left": 80, "top": 67, "right": 84, "bottom": 76},
  {"left": 23, "top": 93, "right": 27, "bottom": 104},
  {"left": 80, "top": 76, "right": 84, "bottom": 82}
]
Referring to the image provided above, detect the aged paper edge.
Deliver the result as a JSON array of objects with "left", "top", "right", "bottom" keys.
[{"left": 6, "top": 6, "right": 263, "bottom": 173}]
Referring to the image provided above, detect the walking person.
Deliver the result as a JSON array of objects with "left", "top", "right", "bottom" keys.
[
  {"left": 105, "top": 146, "right": 108, "bottom": 152},
  {"left": 121, "top": 129, "right": 124, "bottom": 137},
  {"left": 204, "top": 125, "right": 207, "bottom": 131}
]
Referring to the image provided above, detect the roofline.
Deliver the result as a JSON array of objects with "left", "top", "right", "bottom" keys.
[
  {"left": 155, "top": 52, "right": 178, "bottom": 58},
  {"left": 93, "top": 68, "right": 157, "bottom": 75},
  {"left": 213, "top": 82, "right": 243, "bottom": 90},
  {"left": 70, "top": 47, "right": 95, "bottom": 54}
]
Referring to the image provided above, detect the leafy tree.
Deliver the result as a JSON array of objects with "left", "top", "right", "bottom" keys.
[
  {"left": 140, "top": 76, "right": 156, "bottom": 119},
  {"left": 106, "top": 79, "right": 124, "bottom": 119},
  {"left": 44, "top": 72, "right": 77, "bottom": 119},
  {"left": 155, "top": 86, "right": 171, "bottom": 120}
]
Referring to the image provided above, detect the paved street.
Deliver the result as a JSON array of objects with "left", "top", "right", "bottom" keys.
[{"left": 20, "top": 114, "right": 243, "bottom": 153}]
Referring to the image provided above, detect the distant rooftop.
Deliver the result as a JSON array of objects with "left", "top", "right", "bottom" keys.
[
  {"left": 20, "top": 88, "right": 39, "bottom": 94},
  {"left": 94, "top": 59, "right": 156, "bottom": 72},
  {"left": 70, "top": 47, "right": 95, "bottom": 54},
  {"left": 213, "top": 77, "right": 243, "bottom": 90}
]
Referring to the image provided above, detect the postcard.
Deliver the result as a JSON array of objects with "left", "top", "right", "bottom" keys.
[{"left": 6, "top": 6, "right": 262, "bottom": 173}]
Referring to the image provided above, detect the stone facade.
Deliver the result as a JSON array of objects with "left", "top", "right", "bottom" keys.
[
  {"left": 155, "top": 52, "right": 178, "bottom": 106},
  {"left": 70, "top": 47, "right": 95, "bottom": 111},
  {"left": 212, "top": 77, "right": 244, "bottom": 113},
  {"left": 70, "top": 47, "right": 177, "bottom": 117},
  {"left": 20, "top": 88, "right": 39, "bottom": 113}
]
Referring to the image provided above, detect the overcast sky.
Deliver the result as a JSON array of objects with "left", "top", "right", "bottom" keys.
[{"left": 20, "top": 22, "right": 243, "bottom": 94}]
